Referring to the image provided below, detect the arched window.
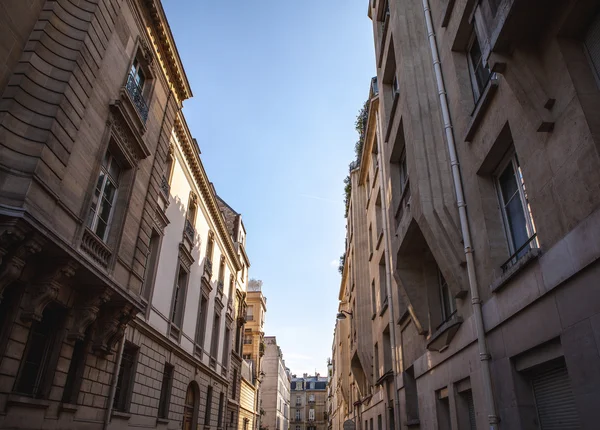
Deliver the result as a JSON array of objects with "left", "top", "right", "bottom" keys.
[{"left": 182, "top": 382, "right": 199, "bottom": 430}]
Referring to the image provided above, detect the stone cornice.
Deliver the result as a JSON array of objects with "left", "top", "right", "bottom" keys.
[
  {"left": 174, "top": 114, "right": 242, "bottom": 272},
  {"left": 141, "top": 0, "right": 193, "bottom": 102}
]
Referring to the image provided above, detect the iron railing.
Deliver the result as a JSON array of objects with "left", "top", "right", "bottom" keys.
[
  {"left": 184, "top": 219, "right": 195, "bottom": 242},
  {"left": 160, "top": 175, "right": 170, "bottom": 199},
  {"left": 501, "top": 233, "right": 538, "bottom": 272},
  {"left": 126, "top": 73, "right": 149, "bottom": 123}
]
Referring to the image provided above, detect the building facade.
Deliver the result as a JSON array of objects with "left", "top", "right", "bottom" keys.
[
  {"left": 0, "top": 1, "right": 256, "bottom": 430},
  {"left": 260, "top": 336, "right": 291, "bottom": 430},
  {"left": 330, "top": 0, "right": 600, "bottom": 429},
  {"left": 290, "top": 375, "right": 327, "bottom": 430}
]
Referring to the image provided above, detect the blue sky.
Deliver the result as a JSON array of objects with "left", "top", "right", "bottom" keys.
[{"left": 162, "top": 0, "right": 375, "bottom": 375}]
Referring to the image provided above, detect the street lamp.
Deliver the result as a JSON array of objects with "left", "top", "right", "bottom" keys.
[{"left": 336, "top": 310, "right": 353, "bottom": 320}]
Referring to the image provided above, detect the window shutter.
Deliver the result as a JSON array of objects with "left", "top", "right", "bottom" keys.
[
  {"left": 585, "top": 13, "right": 600, "bottom": 82},
  {"left": 531, "top": 363, "right": 580, "bottom": 430}
]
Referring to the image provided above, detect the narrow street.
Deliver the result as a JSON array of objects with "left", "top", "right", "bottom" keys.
[{"left": 0, "top": 1, "right": 599, "bottom": 430}]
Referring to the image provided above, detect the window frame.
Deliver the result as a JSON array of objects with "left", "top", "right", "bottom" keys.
[
  {"left": 438, "top": 270, "right": 456, "bottom": 324},
  {"left": 86, "top": 151, "right": 121, "bottom": 243},
  {"left": 467, "top": 31, "right": 491, "bottom": 103},
  {"left": 494, "top": 150, "right": 538, "bottom": 264},
  {"left": 113, "top": 341, "right": 139, "bottom": 412},
  {"left": 158, "top": 363, "right": 174, "bottom": 419},
  {"left": 169, "top": 263, "right": 190, "bottom": 336}
]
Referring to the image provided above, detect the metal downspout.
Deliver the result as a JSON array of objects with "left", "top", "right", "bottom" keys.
[
  {"left": 420, "top": 1, "right": 499, "bottom": 428},
  {"left": 376, "top": 108, "right": 402, "bottom": 430},
  {"left": 103, "top": 331, "right": 127, "bottom": 430}
]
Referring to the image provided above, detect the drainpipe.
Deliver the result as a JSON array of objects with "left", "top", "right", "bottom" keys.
[
  {"left": 375, "top": 107, "right": 401, "bottom": 429},
  {"left": 103, "top": 331, "right": 126, "bottom": 430},
  {"left": 420, "top": 1, "right": 499, "bottom": 428}
]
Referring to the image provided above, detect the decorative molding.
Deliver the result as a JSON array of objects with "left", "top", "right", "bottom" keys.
[
  {"left": 21, "top": 260, "right": 78, "bottom": 322},
  {"left": 68, "top": 288, "right": 113, "bottom": 341},
  {"left": 93, "top": 303, "right": 138, "bottom": 355},
  {"left": 173, "top": 116, "right": 241, "bottom": 272},
  {"left": 178, "top": 242, "right": 194, "bottom": 269},
  {"left": 0, "top": 235, "right": 44, "bottom": 302}
]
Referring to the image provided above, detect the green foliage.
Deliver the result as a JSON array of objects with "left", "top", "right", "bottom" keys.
[
  {"left": 343, "top": 100, "right": 370, "bottom": 218},
  {"left": 338, "top": 252, "right": 346, "bottom": 275}
]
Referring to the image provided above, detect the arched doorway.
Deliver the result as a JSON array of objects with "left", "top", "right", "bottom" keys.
[{"left": 182, "top": 382, "right": 199, "bottom": 430}]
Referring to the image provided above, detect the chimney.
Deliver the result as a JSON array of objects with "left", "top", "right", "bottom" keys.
[
  {"left": 316, "top": 372, "right": 320, "bottom": 379},
  {"left": 303, "top": 373, "right": 308, "bottom": 378}
]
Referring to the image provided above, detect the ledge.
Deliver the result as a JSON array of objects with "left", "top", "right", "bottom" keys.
[
  {"left": 60, "top": 403, "right": 79, "bottom": 413},
  {"left": 378, "top": 301, "right": 389, "bottom": 317},
  {"left": 407, "top": 418, "right": 421, "bottom": 427},
  {"left": 427, "top": 314, "right": 463, "bottom": 352},
  {"left": 440, "top": 0, "right": 456, "bottom": 27},
  {"left": 7, "top": 394, "right": 50, "bottom": 409},
  {"left": 157, "top": 418, "right": 170, "bottom": 424},
  {"left": 490, "top": 248, "right": 541, "bottom": 293},
  {"left": 376, "top": 231, "right": 384, "bottom": 251},
  {"left": 112, "top": 411, "right": 132, "bottom": 420},
  {"left": 464, "top": 75, "right": 499, "bottom": 142}
]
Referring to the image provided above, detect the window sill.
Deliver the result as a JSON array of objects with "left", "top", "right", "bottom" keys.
[
  {"left": 376, "top": 231, "right": 384, "bottom": 251},
  {"left": 379, "top": 301, "right": 389, "bottom": 317},
  {"left": 112, "top": 411, "right": 132, "bottom": 420},
  {"left": 427, "top": 314, "right": 463, "bottom": 352},
  {"left": 371, "top": 312, "right": 377, "bottom": 321},
  {"left": 407, "top": 418, "right": 421, "bottom": 427},
  {"left": 60, "top": 403, "right": 78, "bottom": 413},
  {"left": 157, "top": 418, "right": 169, "bottom": 424},
  {"left": 7, "top": 394, "right": 50, "bottom": 410},
  {"left": 464, "top": 74, "right": 499, "bottom": 142},
  {"left": 490, "top": 248, "right": 541, "bottom": 293},
  {"left": 368, "top": 251, "right": 374, "bottom": 262}
]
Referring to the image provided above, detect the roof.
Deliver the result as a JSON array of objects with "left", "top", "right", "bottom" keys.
[{"left": 216, "top": 194, "right": 239, "bottom": 238}]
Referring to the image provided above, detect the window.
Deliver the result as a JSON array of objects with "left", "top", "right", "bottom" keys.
[
  {"left": 296, "top": 410, "right": 301, "bottom": 420},
  {"left": 142, "top": 230, "right": 161, "bottom": 302},
  {"left": 158, "top": 363, "right": 174, "bottom": 419},
  {"left": 210, "top": 313, "right": 221, "bottom": 359},
  {"left": 217, "top": 392, "right": 224, "bottom": 428},
  {"left": 585, "top": 12, "right": 600, "bottom": 86},
  {"left": 439, "top": 270, "right": 455, "bottom": 323},
  {"left": 296, "top": 395, "right": 301, "bottom": 406},
  {"left": 130, "top": 57, "right": 146, "bottom": 89},
  {"left": 379, "top": 259, "right": 387, "bottom": 308},
  {"left": 243, "top": 418, "right": 249, "bottom": 430},
  {"left": 393, "top": 74, "right": 400, "bottom": 96},
  {"left": 113, "top": 342, "right": 138, "bottom": 412},
  {"left": 457, "top": 389, "right": 477, "bottom": 430},
  {"left": 246, "top": 305, "right": 254, "bottom": 321},
  {"left": 309, "top": 408, "right": 315, "bottom": 421},
  {"left": 368, "top": 224, "right": 373, "bottom": 256},
  {"left": 371, "top": 280, "right": 377, "bottom": 315},
  {"left": 383, "top": 327, "right": 392, "bottom": 373},
  {"left": 206, "top": 233, "right": 214, "bottom": 264},
  {"left": 204, "top": 386, "right": 213, "bottom": 425},
  {"left": 370, "top": 418, "right": 374, "bottom": 430},
  {"left": 15, "top": 304, "right": 65, "bottom": 398},
  {"left": 222, "top": 328, "right": 231, "bottom": 370},
  {"left": 170, "top": 265, "right": 189, "bottom": 330},
  {"left": 467, "top": 31, "right": 491, "bottom": 102},
  {"left": 374, "top": 343, "right": 380, "bottom": 381},
  {"left": 495, "top": 152, "right": 537, "bottom": 268},
  {"left": 195, "top": 296, "right": 208, "bottom": 350},
  {"left": 436, "top": 388, "right": 452, "bottom": 430},
  {"left": 62, "top": 332, "right": 91, "bottom": 404},
  {"left": 377, "top": 414, "right": 382, "bottom": 430},
  {"left": 185, "top": 196, "right": 197, "bottom": 241},
  {"left": 309, "top": 394, "right": 315, "bottom": 402},
  {"left": 218, "top": 257, "right": 225, "bottom": 285},
  {"left": 231, "top": 369, "right": 237, "bottom": 399},
  {"left": 404, "top": 365, "right": 419, "bottom": 422},
  {"left": 87, "top": 151, "right": 120, "bottom": 242}
]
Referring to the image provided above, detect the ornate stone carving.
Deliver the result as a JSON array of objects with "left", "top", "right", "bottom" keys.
[
  {"left": 0, "top": 228, "right": 25, "bottom": 266},
  {"left": 68, "top": 288, "right": 113, "bottom": 341},
  {"left": 92, "top": 303, "right": 137, "bottom": 355},
  {"left": 110, "top": 113, "right": 140, "bottom": 165},
  {"left": 0, "top": 236, "right": 43, "bottom": 303},
  {"left": 21, "top": 260, "right": 78, "bottom": 322}
]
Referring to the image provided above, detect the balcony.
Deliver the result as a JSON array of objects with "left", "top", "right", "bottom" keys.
[
  {"left": 184, "top": 219, "right": 195, "bottom": 244},
  {"left": 160, "top": 175, "right": 170, "bottom": 199},
  {"left": 125, "top": 72, "right": 149, "bottom": 123},
  {"left": 203, "top": 258, "right": 212, "bottom": 279}
]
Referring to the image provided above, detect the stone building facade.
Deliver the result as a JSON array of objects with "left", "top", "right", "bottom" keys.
[
  {"left": 0, "top": 0, "right": 254, "bottom": 429},
  {"left": 330, "top": 0, "right": 600, "bottom": 429},
  {"left": 260, "top": 337, "right": 291, "bottom": 430},
  {"left": 290, "top": 375, "right": 327, "bottom": 430}
]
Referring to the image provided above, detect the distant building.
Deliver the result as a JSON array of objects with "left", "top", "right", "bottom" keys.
[
  {"left": 290, "top": 374, "right": 328, "bottom": 430},
  {"left": 260, "top": 336, "right": 291, "bottom": 430}
]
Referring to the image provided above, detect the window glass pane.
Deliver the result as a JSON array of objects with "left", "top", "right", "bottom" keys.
[
  {"left": 108, "top": 158, "right": 120, "bottom": 183},
  {"left": 505, "top": 193, "right": 529, "bottom": 252}
]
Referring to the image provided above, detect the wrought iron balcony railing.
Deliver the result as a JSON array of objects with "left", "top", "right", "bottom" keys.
[
  {"left": 160, "top": 175, "right": 170, "bottom": 199},
  {"left": 184, "top": 219, "right": 195, "bottom": 242},
  {"left": 126, "top": 73, "right": 149, "bottom": 123}
]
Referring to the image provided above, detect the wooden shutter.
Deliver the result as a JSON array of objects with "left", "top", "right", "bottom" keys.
[{"left": 532, "top": 364, "right": 580, "bottom": 430}]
